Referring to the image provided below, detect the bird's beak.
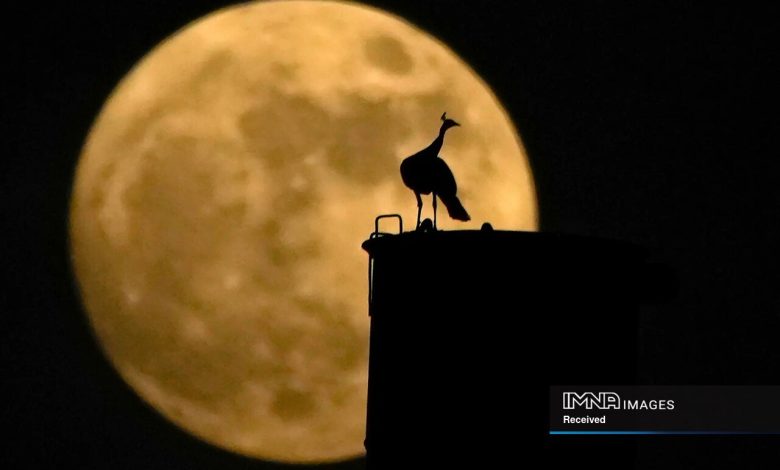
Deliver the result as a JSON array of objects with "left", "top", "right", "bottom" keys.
[{"left": 452, "top": 120, "right": 460, "bottom": 127}]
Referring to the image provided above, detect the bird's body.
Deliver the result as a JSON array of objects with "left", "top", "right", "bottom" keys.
[{"left": 400, "top": 113, "right": 470, "bottom": 229}]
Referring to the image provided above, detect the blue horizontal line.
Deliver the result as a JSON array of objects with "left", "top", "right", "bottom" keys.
[{"left": 549, "top": 430, "right": 780, "bottom": 435}]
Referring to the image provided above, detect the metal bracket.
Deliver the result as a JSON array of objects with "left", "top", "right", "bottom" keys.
[
  {"left": 368, "top": 214, "right": 403, "bottom": 315},
  {"left": 371, "top": 214, "right": 403, "bottom": 239}
]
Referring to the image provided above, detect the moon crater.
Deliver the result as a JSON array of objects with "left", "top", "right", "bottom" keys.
[{"left": 365, "top": 35, "right": 414, "bottom": 74}]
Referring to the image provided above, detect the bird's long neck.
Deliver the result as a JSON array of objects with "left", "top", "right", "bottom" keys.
[{"left": 426, "top": 125, "right": 448, "bottom": 157}]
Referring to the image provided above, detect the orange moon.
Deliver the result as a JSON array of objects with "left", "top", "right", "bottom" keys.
[{"left": 69, "top": 0, "right": 537, "bottom": 463}]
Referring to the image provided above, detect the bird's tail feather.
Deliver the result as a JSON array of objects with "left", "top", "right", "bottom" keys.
[{"left": 440, "top": 194, "right": 470, "bottom": 221}]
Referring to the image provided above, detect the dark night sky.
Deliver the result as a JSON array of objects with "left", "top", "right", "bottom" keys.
[{"left": 4, "top": 1, "right": 780, "bottom": 468}]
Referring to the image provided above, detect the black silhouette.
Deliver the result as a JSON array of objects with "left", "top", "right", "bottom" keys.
[
  {"left": 418, "top": 218, "right": 434, "bottom": 232},
  {"left": 400, "top": 112, "right": 470, "bottom": 230},
  {"left": 362, "top": 228, "right": 676, "bottom": 470}
]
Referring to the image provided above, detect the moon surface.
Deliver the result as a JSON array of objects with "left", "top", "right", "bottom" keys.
[{"left": 69, "top": 0, "right": 537, "bottom": 463}]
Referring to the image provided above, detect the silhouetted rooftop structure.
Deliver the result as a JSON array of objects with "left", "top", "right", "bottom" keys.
[{"left": 362, "top": 223, "right": 674, "bottom": 469}]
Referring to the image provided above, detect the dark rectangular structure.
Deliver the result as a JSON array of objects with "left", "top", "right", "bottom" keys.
[{"left": 362, "top": 229, "right": 669, "bottom": 468}]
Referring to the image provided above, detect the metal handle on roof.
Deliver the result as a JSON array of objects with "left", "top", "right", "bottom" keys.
[
  {"left": 368, "top": 214, "right": 403, "bottom": 315},
  {"left": 372, "top": 214, "right": 403, "bottom": 239}
]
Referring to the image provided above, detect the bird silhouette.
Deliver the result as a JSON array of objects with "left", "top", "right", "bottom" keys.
[{"left": 400, "top": 112, "right": 470, "bottom": 230}]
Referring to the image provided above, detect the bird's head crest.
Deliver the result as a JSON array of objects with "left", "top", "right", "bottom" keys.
[{"left": 440, "top": 112, "right": 460, "bottom": 129}]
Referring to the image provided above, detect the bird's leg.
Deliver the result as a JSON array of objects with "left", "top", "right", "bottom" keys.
[
  {"left": 432, "top": 193, "right": 438, "bottom": 230},
  {"left": 415, "top": 192, "right": 423, "bottom": 229}
]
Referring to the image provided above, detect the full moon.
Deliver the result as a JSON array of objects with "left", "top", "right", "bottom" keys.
[{"left": 70, "top": 0, "right": 537, "bottom": 464}]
